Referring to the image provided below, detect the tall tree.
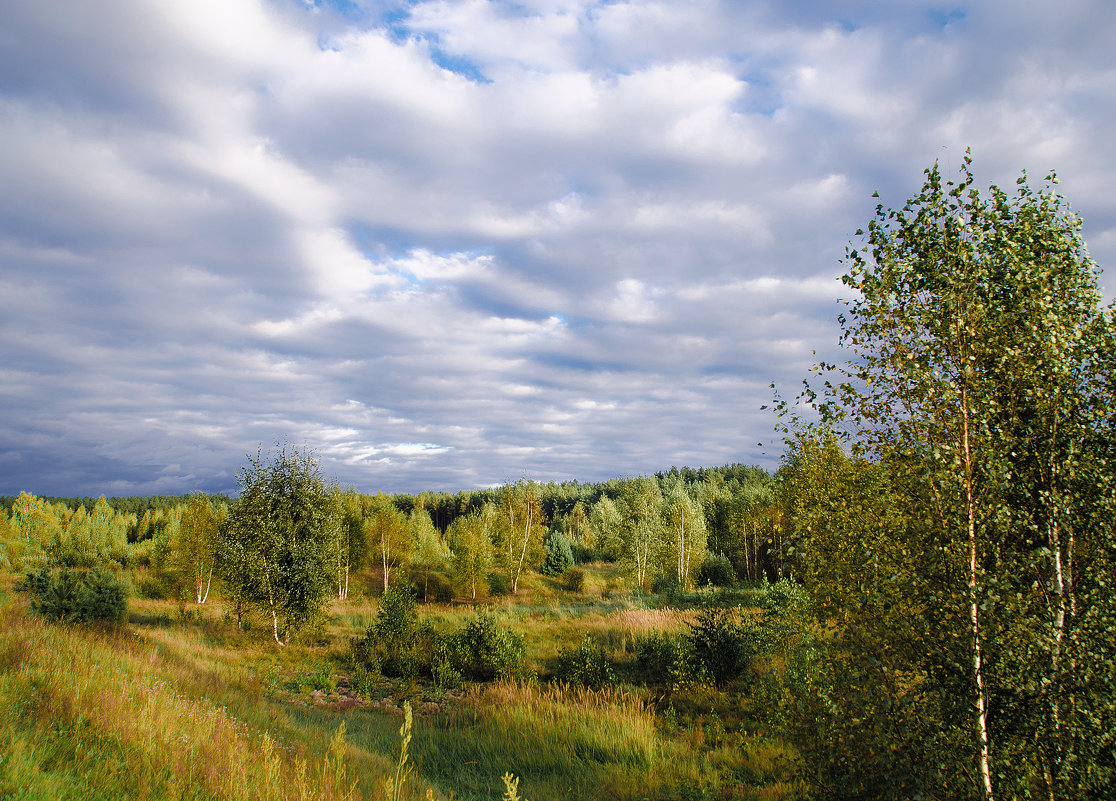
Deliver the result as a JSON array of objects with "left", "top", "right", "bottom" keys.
[
  {"left": 589, "top": 495, "right": 623, "bottom": 560},
  {"left": 220, "top": 445, "right": 339, "bottom": 646},
  {"left": 333, "top": 489, "right": 366, "bottom": 601},
  {"left": 662, "top": 478, "right": 707, "bottom": 589},
  {"left": 409, "top": 506, "right": 449, "bottom": 602},
  {"left": 618, "top": 477, "right": 664, "bottom": 591},
  {"left": 448, "top": 510, "right": 492, "bottom": 601},
  {"left": 503, "top": 480, "right": 546, "bottom": 594},
  {"left": 365, "top": 493, "right": 410, "bottom": 593},
  {"left": 782, "top": 154, "right": 1116, "bottom": 799},
  {"left": 173, "top": 494, "right": 223, "bottom": 604}
]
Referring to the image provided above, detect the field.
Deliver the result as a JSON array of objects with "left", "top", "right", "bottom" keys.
[{"left": 0, "top": 565, "right": 797, "bottom": 801}]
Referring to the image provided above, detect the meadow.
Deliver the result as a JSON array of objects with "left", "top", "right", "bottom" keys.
[{"left": 0, "top": 564, "right": 798, "bottom": 801}]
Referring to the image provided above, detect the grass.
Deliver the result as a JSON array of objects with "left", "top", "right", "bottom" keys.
[{"left": 0, "top": 567, "right": 798, "bottom": 800}]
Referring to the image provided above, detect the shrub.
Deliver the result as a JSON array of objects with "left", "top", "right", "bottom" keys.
[
  {"left": 635, "top": 631, "right": 698, "bottom": 688},
  {"left": 350, "top": 666, "right": 378, "bottom": 699},
  {"left": 697, "top": 552, "right": 736, "bottom": 588},
  {"left": 554, "top": 635, "right": 616, "bottom": 688},
  {"left": 488, "top": 571, "right": 510, "bottom": 596},
  {"left": 365, "top": 585, "right": 422, "bottom": 678},
  {"left": 686, "top": 604, "right": 750, "bottom": 686},
  {"left": 539, "top": 531, "right": 574, "bottom": 577},
  {"left": 560, "top": 567, "right": 585, "bottom": 593},
  {"left": 431, "top": 632, "right": 463, "bottom": 689},
  {"left": 455, "top": 612, "right": 527, "bottom": 682},
  {"left": 760, "top": 577, "right": 811, "bottom": 618},
  {"left": 24, "top": 566, "right": 129, "bottom": 625}
]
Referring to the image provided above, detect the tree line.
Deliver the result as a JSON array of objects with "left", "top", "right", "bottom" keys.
[{"left": 1, "top": 454, "right": 785, "bottom": 642}]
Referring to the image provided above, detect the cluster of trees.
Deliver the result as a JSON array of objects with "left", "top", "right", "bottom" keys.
[
  {"left": 1, "top": 493, "right": 149, "bottom": 570},
  {"left": 2, "top": 459, "right": 787, "bottom": 643},
  {"left": 774, "top": 156, "right": 1116, "bottom": 799}
]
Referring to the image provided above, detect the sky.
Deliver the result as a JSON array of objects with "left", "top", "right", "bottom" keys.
[{"left": 1, "top": 0, "right": 1114, "bottom": 498}]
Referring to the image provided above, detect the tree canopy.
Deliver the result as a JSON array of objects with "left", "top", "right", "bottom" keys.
[{"left": 779, "top": 153, "right": 1116, "bottom": 800}]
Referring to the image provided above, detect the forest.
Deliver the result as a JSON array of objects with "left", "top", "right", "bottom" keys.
[{"left": 1, "top": 157, "right": 1113, "bottom": 800}]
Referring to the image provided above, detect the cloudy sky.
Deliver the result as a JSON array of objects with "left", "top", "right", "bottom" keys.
[{"left": 1, "top": 0, "right": 1113, "bottom": 498}]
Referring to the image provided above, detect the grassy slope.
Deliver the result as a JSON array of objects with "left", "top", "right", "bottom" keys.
[{"left": 0, "top": 570, "right": 796, "bottom": 801}]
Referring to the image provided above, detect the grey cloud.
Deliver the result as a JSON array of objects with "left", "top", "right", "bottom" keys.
[{"left": 1, "top": 0, "right": 1114, "bottom": 497}]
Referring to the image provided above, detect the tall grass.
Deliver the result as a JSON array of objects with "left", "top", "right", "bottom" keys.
[
  {"left": 0, "top": 603, "right": 362, "bottom": 800},
  {"left": 0, "top": 565, "right": 798, "bottom": 801}
]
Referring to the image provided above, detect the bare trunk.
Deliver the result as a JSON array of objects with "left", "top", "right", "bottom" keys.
[
  {"left": 269, "top": 588, "right": 285, "bottom": 647},
  {"left": 512, "top": 502, "right": 533, "bottom": 594},
  {"left": 197, "top": 563, "right": 212, "bottom": 604},
  {"left": 962, "top": 385, "right": 994, "bottom": 801},
  {"left": 381, "top": 525, "right": 390, "bottom": 592}
]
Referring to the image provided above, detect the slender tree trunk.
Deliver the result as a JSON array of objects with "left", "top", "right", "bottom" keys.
[
  {"left": 961, "top": 385, "right": 995, "bottom": 801},
  {"left": 381, "top": 524, "right": 391, "bottom": 592},
  {"left": 269, "top": 589, "right": 285, "bottom": 647},
  {"left": 198, "top": 563, "right": 212, "bottom": 604},
  {"left": 512, "top": 501, "right": 533, "bottom": 594}
]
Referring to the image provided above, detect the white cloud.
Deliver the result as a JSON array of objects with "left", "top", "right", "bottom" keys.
[{"left": 0, "top": 0, "right": 1113, "bottom": 496}]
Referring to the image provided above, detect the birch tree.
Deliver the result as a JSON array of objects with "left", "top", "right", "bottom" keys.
[
  {"left": 662, "top": 479, "right": 707, "bottom": 589},
  {"left": 781, "top": 154, "right": 1116, "bottom": 799},
  {"left": 365, "top": 494, "right": 410, "bottom": 593},
  {"left": 174, "top": 494, "right": 223, "bottom": 604},
  {"left": 409, "top": 506, "right": 449, "bottom": 602},
  {"left": 503, "top": 480, "right": 546, "bottom": 594},
  {"left": 220, "top": 445, "right": 338, "bottom": 646},
  {"left": 618, "top": 477, "right": 664, "bottom": 591}
]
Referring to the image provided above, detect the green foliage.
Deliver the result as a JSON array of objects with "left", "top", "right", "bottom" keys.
[
  {"left": 685, "top": 604, "right": 751, "bottom": 687},
  {"left": 488, "top": 570, "right": 510, "bottom": 596},
  {"left": 448, "top": 511, "right": 492, "bottom": 600},
  {"left": 696, "top": 552, "right": 735, "bottom": 588},
  {"left": 455, "top": 612, "right": 528, "bottom": 682},
  {"left": 25, "top": 566, "right": 128, "bottom": 625},
  {"left": 284, "top": 663, "right": 337, "bottom": 694},
  {"left": 553, "top": 635, "right": 616, "bottom": 688},
  {"left": 634, "top": 631, "right": 698, "bottom": 688},
  {"left": 219, "top": 444, "right": 339, "bottom": 645},
  {"left": 776, "top": 154, "right": 1116, "bottom": 799},
  {"left": 539, "top": 530, "right": 574, "bottom": 576},
  {"left": 365, "top": 585, "right": 426, "bottom": 679}
]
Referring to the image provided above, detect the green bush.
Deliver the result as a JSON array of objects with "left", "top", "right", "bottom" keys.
[
  {"left": 488, "top": 570, "right": 510, "bottom": 596},
  {"left": 455, "top": 612, "right": 527, "bottom": 682},
  {"left": 697, "top": 552, "right": 736, "bottom": 588},
  {"left": 686, "top": 604, "right": 751, "bottom": 686},
  {"left": 350, "top": 666, "right": 379, "bottom": 699},
  {"left": 362, "top": 585, "right": 424, "bottom": 678},
  {"left": 635, "top": 631, "right": 699, "bottom": 687},
  {"left": 24, "top": 566, "right": 129, "bottom": 625},
  {"left": 760, "top": 577, "right": 811, "bottom": 618},
  {"left": 431, "top": 632, "right": 463, "bottom": 689},
  {"left": 560, "top": 567, "right": 585, "bottom": 593},
  {"left": 554, "top": 635, "right": 616, "bottom": 688}
]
